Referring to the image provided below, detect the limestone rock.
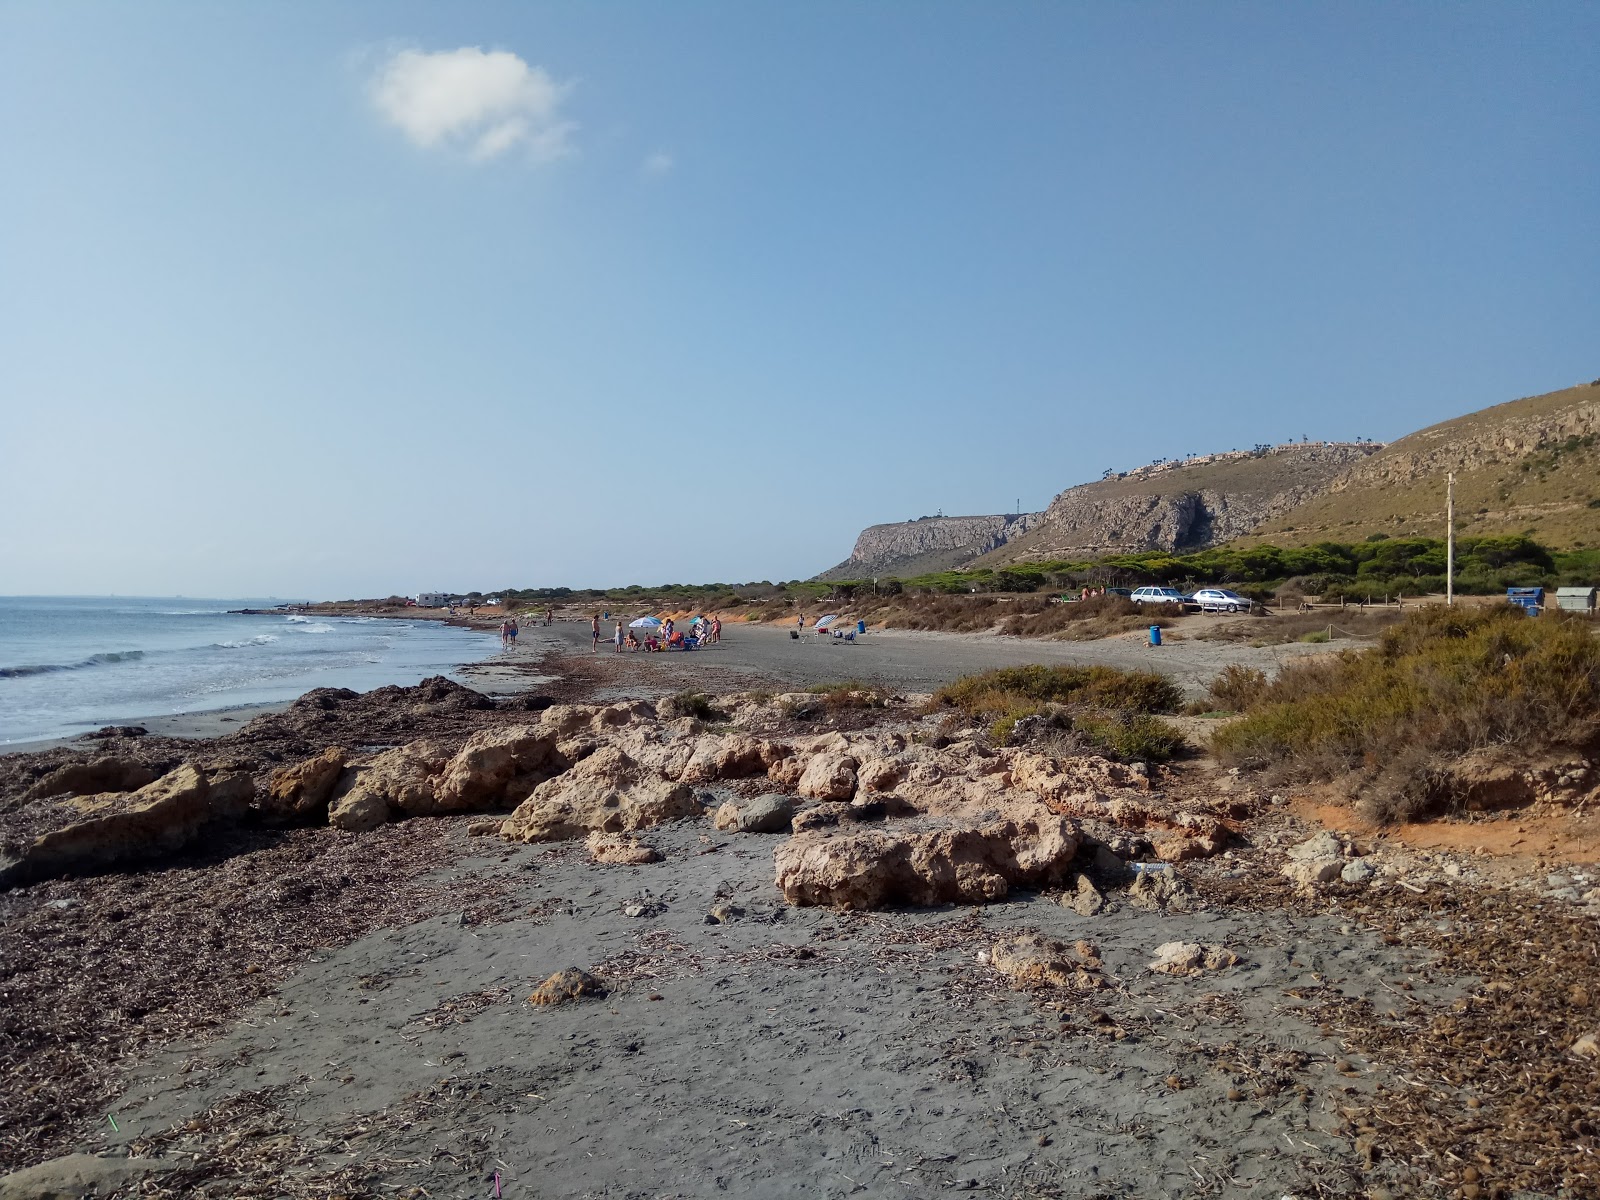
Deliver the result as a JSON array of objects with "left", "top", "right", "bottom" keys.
[
  {"left": 774, "top": 815, "right": 1081, "bottom": 910},
  {"left": 585, "top": 831, "right": 662, "bottom": 865},
  {"left": 856, "top": 757, "right": 904, "bottom": 792},
  {"left": 679, "top": 734, "right": 768, "bottom": 784},
  {"left": 991, "top": 933, "right": 1104, "bottom": 990},
  {"left": 797, "top": 753, "right": 858, "bottom": 801},
  {"left": 328, "top": 739, "right": 454, "bottom": 830},
  {"left": 0, "top": 764, "right": 223, "bottom": 890},
  {"left": 1286, "top": 831, "right": 1346, "bottom": 862},
  {"left": 436, "top": 726, "right": 563, "bottom": 810},
  {"left": 0, "top": 1153, "right": 173, "bottom": 1200},
  {"left": 23, "top": 758, "right": 159, "bottom": 801},
  {"left": 1341, "top": 859, "right": 1377, "bottom": 884},
  {"left": 501, "top": 746, "right": 702, "bottom": 843},
  {"left": 1127, "top": 866, "right": 1196, "bottom": 912},
  {"left": 1065, "top": 873, "right": 1106, "bottom": 916},
  {"left": 767, "top": 757, "right": 804, "bottom": 790},
  {"left": 1149, "top": 941, "right": 1241, "bottom": 976},
  {"left": 262, "top": 747, "right": 346, "bottom": 821},
  {"left": 1281, "top": 858, "right": 1344, "bottom": 887},
  {"left": 528, "top": 968, "right": 606, "bottom": 1006}
]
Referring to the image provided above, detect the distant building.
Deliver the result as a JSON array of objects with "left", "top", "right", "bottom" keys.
[{"left": 416, "top": 592, "right": 451, "bottom": 607}]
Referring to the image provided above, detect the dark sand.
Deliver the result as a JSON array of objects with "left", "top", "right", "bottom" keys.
[{"left": 94, "top": 817, "right": 1450, "bottom": 1199}]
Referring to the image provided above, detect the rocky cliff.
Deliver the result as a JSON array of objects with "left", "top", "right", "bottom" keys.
[
  {"left": 817, "top": 513, "right": 1045, "bottom": 580},
  {"left": 817, "top": 443, "right": 1381, "bottom": 579}
]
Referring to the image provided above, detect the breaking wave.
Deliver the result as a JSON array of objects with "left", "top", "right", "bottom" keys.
[
  {"left": 0, "top": 650, "right": 146, "bottom": 680},
  {"left": 215, "top": 635, "right": 279, "bottom": 649}
]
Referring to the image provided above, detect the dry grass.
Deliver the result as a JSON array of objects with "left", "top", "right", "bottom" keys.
[{"left": 1194, "top": 608, "right": 1402, "bottom": 645}]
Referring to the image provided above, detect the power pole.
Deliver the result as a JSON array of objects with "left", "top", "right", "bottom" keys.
[{"left": 1446, "top": 472, "right": 1456, "bottom": 607}]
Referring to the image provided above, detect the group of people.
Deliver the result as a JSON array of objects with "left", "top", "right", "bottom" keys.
[
  {"left": 591, "top": 613, "right": 722, "bottom": 653},
  {"left": 499, "top": 617, "right": 519, "bottom": 648}
]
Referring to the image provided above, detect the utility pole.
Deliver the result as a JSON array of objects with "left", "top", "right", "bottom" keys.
[{"left": 1446, "top": 472, "right": 1456, "bottom": 607}]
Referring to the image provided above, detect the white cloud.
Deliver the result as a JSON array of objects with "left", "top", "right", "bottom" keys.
[
  {"left": 370, "top": 46, "right": 574, "bottom": 162},
  {"left": 641, "top": 150, "right": 675, "bottom": 176}
]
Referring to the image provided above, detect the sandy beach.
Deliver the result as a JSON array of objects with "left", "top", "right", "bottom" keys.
[{"left": 2, "top": 623, "right": 1596, "bottom": 1199}]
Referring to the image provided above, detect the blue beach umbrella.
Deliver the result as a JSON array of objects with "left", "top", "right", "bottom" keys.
[
  {"left": 814, "top": 614, "right": 840, "bottom": 628},
  {"left": 629, "top": 616, "right": 663, "bottom": 628}
]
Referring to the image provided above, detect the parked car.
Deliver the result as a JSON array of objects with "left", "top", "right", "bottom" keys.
[
  {"left": 1191, "top": 587, "right": 1253, "bottom": 614},
  {"left": 1130, "top": 586, "right": 1185, "bottom": 606}
]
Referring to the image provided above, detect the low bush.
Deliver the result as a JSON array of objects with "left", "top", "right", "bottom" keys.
[
  {"left": 667, "top": 690, "right": 721, "bottom": 721},
  {"left": 1206, "top": 664, "right": 1268, "bottom": 712},
  {"left": 1210, "top": 606, "right": 1600, "bottom": 819},
  {"left": 936, "top": 664, "right": 1182, "bottom": 717},
  {"left": 804, "top": 680, "right": 890, "bottom": 709}
]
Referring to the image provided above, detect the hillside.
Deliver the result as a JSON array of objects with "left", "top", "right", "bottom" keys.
[
  {"left": 973, "top": 443, "right": 1378, "bottom": 567},
  {"left": 1245, "top": 381, "right": 1600, "bottom": 549}
]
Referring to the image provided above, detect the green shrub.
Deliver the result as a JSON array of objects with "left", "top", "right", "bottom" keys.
[
  {"left": 1207, "top": 664, "right": 1269, "bottom": 711},
  {"left": 935, "top": 664, "right": 1182, "bottom": 717},
  {"left": 1299, "top": 629, "right": 1331, "bottom": 643},
  {"left": 668, "top": 690, "right": 721, "bottom": 720},
  {"left": 804, "top": 680, "right": 889, "bottom": 709},
  {"left": 1210, "top": 606, "right": 1600, "bottom": 817},
  {"left": 1074, "top": 713, "right": 1182, "bottom": 763}
]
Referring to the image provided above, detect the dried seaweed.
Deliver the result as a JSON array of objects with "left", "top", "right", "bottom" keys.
[{"left": 0, "top": 818, "right": 499, "bottom": 1172}]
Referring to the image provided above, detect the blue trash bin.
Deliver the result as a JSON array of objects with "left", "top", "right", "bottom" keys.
[
  {"left": 1149, "top": 625, "right": 1162, "bottom": 646},
  {"left": 857, "top": 620, "right": 867, "bottom": 635}
]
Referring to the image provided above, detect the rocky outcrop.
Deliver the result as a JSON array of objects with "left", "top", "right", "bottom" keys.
[
  {"left": 0, "top": 764, "right": 241, "bottom": 889},
  {"left": 22, "top": 758, "right": 159, "bottom": 801},
  {"left": 1148, "top": 941, "right": 1242, "bottom": 975},
  {"left": 773, "top": 815, "right": 1081, "bottom": 909},
  {"left": 585, "top": 831, "right": 662, "bottom": 864},
  {"left": 262, "top": 748, "right": 347, "bottom": 822},
  {"left": 817, "top": 442, "right": 1381, "bottom": 577},
  {"left": 327, "top": 739, "right": 454, "bottom": 831},
  {"left": 500, "top": 746, "right": 702, "bottom": 843},
  {"left": 817, "top": 513, "right": 1045, "bottom": 580},
  {"left": 434, "top": 725, "right": 563, "bottom": 810}
]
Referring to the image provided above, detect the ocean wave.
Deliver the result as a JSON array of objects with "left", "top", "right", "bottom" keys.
[
  {"left": 215, "top": 635, "right": 279, "bottom": 649},
  {"left": 290, "top": 622, "right": 336, "bottom": 634},
  {"left": 0, "top": 650, "right": 146, "bottom": 679}
]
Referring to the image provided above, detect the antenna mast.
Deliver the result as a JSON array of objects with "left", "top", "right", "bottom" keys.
[{"left": 1446, "top": 472, "right": 1456, "bottom": 607}]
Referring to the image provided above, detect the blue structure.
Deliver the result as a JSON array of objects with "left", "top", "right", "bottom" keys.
[
  {"left": 1506, "top": 587, "right": 1544, "bottom": 616},
  {"left": 1149, "top": 625, "right": 1162, "bottom": 646}
]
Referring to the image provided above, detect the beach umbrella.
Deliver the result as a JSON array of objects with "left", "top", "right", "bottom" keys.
[
  {"left": 814, "top": 614, "right": 839, "bottom": 628},
  {"left": 629, "top": 616, "right": 662, "bottom": 628}
]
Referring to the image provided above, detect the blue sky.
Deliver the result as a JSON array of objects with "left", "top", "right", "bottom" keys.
[{"left": 2, "top": 2, "right": 1595, "bottom": 597}]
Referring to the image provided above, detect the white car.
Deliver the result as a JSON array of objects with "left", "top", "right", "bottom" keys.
[
  {"left": 1129, "top": 586, "right": 1185, "bottom": 606},
  {"left": 1191, "top": 588, "right": 1252, "bottom": 614}
]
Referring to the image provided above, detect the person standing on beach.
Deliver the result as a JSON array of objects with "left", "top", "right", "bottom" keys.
[
  {"left": 545, "top": 608, "right": 553, "bottom": 626},
  {"left": 797, "top": 613, "right": 806, "bottom": 640},
  {"left": 499, "top": 620, "right": 509, "bottom": 648},
  {"left": 711, "top": 616, "right": 721, "bottom": 644},
  {"left": 614, "top": 620, "right": 625, "bottom": 651},
  {"left": 508, "top": 617, "right": 518, "bottom": 648},
  {"left": 591, "top": 614, "right": 601, "bottom": 653}
]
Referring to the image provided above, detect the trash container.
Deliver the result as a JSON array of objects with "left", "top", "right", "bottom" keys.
[
  {"left": 1149, "top": 625, "right": 1162, "bottom": 646},
  {"left": 857, "top": 620, "right": 867, "bottom": 635}
]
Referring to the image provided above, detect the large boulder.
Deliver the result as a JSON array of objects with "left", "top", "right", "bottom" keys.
[
  {"left": 0, "top": 764, "right": 229, "bottom": 889},
  {"left": 435, "top": 726, "right": 563, "bottom": 810},
  {"left": 328, "top": 739, "right": 454, "bottom": 831},
  {"left": 262, "top": 747, "right": 347, "bottom": 821},
  {"left": 774, "top": 815, "right": 1081, "bottom": 909},
  {"left": 712, "top": 793, "right": 796, "bottom": 834},
  {"left": 500, "top": 746, "right": 702, "bottom": 843},
  {"left": 797, "top": 753, "right": 858, "bottom": 801},
  {"left": 679, "top": 734, "right": 769, "bottom": 784}
]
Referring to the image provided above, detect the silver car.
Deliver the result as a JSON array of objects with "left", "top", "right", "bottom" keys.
[{"left": 1191, "top": 588, "right": 1252, "bottom": 614}]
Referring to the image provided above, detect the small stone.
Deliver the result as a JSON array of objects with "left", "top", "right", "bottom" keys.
[
  {"left": 1286, "top": 832, "right": 1345, "bottom": 862},
  {"left": 1340, "top": 859, "right": 1376, "bottom": 884},
  {"left": 528, "top": 968, "right": 605, "bottom": 1006},
  {"left": 466, "top": 819, "right": 503, "bottom": 837},
  {"left": 1226, "top": 1087, "right": 1244, "bottom": 1101},
  {"left": 706, "top": 903, "right": 745, "bottom": 925}
]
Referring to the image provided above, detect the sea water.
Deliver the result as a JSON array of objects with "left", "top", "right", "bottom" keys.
[{"left": 0, "top": 597, "right": 502, "bottom": 744}]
